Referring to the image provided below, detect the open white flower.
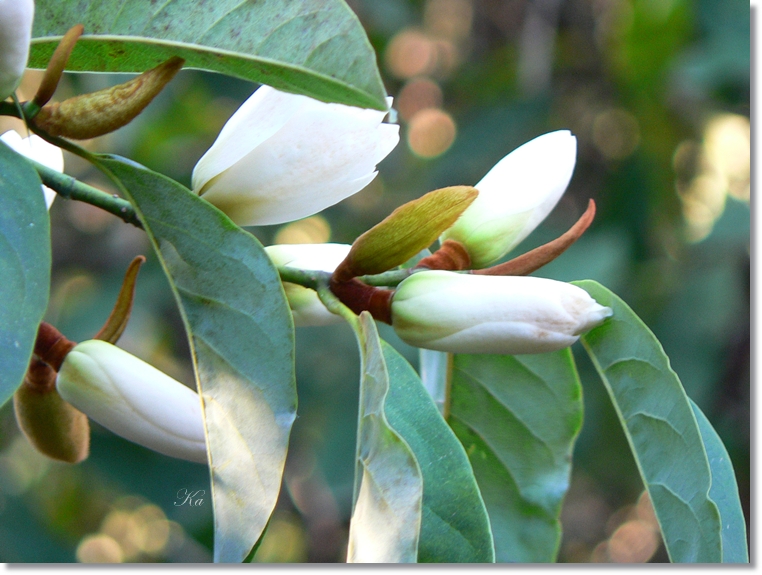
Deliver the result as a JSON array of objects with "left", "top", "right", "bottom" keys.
[
  {"left": 266, "top": 243, "right": 351, "bottom": 327},
  {"left": 1, "top": 130, "right": 64, "bottom": 208},
  {"left": 0, "top": 0, "right": 34, "bottom": 101},
  {"left": 56, "top": 340, "right": 207, "bottom": 464},
  {"left": 192, "top": 86, "right": 400, "bottom": 226},
  {"left": 392, "top": 271, "right": 611, "bottom": 354},
  {"left": 440, "top": 130, "right": 577, "bottom": 268}
]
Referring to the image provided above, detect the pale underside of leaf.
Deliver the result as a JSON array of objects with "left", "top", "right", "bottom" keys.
[
  {"left": 99, "top": 156, "right": 296, "bottom": 563},
  {"left": 30, "top": 0, "right": 388, "bottom": 109},
  {"left": 346, "top": 313, "right": 422, "bottom": 563}
]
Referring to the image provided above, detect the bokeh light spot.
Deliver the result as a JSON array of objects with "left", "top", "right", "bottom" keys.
[
  {"left": 385, "top": 30, "right": 436, "bottom": 79},
  {"left": 407, "top": 108, "right": 457, "bottom": 158},
  {"left": 76, "top": 534, "right": 124, "bottom": 563},
  {"left": 592, "top": 108, "right": 640, "bottom": 160},
  {"left": 397, "top": 77, "right": 444, "bottom": 123},
  {"left": 274, "top": 215, "right": 331, "bottom": 245}
]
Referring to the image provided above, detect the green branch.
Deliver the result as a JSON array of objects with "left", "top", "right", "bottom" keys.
[{"left": 32, "top": 160, "right": 142, "bottom": 228}]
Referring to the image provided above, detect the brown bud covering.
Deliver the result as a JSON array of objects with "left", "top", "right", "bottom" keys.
[
  {"left": 94, "top": 255, "right": 145, "bottom": 343},
  {"left": 34, "top": 322, "right": 76, "bottom": 371},
  {"left": 33, "top": 56, "right": 184, "bottom": 140},
  {"left": 334, "top": 185, "right": 478, "bottom": 281},
  {"left": 329, "top": 277, "right": 394, "bottom": 324},
  {"left": 32, "top": 24, "right": 84, "bottom": 110},
  {"left": 414, "top": 239, "right": 471, "bottom": 271},
  {"left": 473, "top": 199, "right": 596, "bottom": 277},
  {"left": 13, "top": 359, "right": 90, "bottom": 463}
]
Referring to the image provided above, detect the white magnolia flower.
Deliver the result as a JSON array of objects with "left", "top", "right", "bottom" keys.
[
  {"left": 440, "top": 130, "right": 577, "bottom": 268},
  {"left": 192, "top": 86, "right": 399, "bottom": 226},
  {"left": 392, "top": 271, "right": 612, "bottom": 354},
  {"left": 0, "top": 0, "right": 33, "bottom": 101},
  {"left": 1, "top": 130, "right": 64, "bottom": 208},
  {"left": 56, "top": 340, "right": 207, "bottom": 464},
  {"left": 265, "top": 243, "right": 351, "bottom": 327}
]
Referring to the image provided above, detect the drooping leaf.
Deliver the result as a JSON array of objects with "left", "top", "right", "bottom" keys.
[
  {"left": 30, "top": 0, "right": 388, "bottom": 110},
  {"left": 382, "top": 341, "right": 494, "bottom": 563},
  {"left": 338, "top": 186, "right": 478, "bottom": 279},
  {"left": 689, "top": 400, "right": 748, "bottom": 562},
  {"left": 448, "top": 349, "right": 583, "bottom": 562},
  {"left": 0, "top": 143, "right": 51, "bottom": 408},
  {"left": 97, "top": 155, "right": 296, "bottom": 563},
  {"left": 575, "top": 279, "right": 724, "bottom": 563},
  {"left": 346, "top": 313, "right": 422, "bottom": 563}
]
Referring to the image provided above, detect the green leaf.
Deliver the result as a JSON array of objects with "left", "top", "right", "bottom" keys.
[
  {"left": 0, "top": 143, "right": 51, "bottom": 408},
  {"left": 382, "top": 341, "right": 494, "bottom": 563},
  {"left": 448, "top": 349, "right": 583, "bottom": 562},
  {"left": 574, "top": 279, "right": 723, "bottom": 563},
  {"left": 30, "top": 0, "right": 388, "bottom": 110},
  {"left": 346, "top": 313, "right": 422, "bottom": 563},
  {"left": 98, "top": 155, "right": 296, "bottom": 563},
  {"left": 689, "top": 400, "right": 748, "bottom": 563}
]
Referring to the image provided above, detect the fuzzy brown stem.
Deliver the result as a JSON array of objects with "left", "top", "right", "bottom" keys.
[
  {"left": 415, "top": 239, "right": 472, "bottom": 271},
  {"left": 329, "top": 278, "right": 394, "bottom": 324},
  {"left": 34, "top": 322, "right": 77, "bottom": 372},
  {"left": 473, "top": 199, "right": 596, "bottom": 277}
]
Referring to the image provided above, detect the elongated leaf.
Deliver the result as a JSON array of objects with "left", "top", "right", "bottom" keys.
[
  {"left": 0, "top": 143, "right": 51, "bottom": 407},
  {"left": 382, "top": 341, "right": 494, "bottom": 563},
  {"left": 30, "top": 0, "right": 388, "bottom": 110},
  {"left": 449, "top": 349, "right": 583, "bottom": 562},
  {"left": 689, "top": 400, "right": 748, "bottom": 562},
  {"left": 347, "top": 313, "right": 422, "bottom": 563},
  {"left": 575, "top": 280, "right": 723, "bottom": 563},
  {"left": 98, "top": 155, "right": 296, "bottom": 563}
]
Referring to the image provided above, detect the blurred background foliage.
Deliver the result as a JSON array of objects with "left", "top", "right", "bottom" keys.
[{"left": 0, "top": 0, "right": 749, "bottom": 563}]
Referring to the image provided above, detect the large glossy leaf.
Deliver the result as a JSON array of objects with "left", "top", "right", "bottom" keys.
[
  {"left": 574, "top": 280, "right": 724, "bottom": 563},
  {"left": 346, "top": 313, "right": 422, "bottom": 563},
  {"left": 448, "top": 349, "right": 583, "bottom": 562},
  {"left": 30, "top": 0, "right": 388, "bottom": 110},
  {"left": 98, "top": 155, "right": 296, "bottom": 563},
  {"left": 0, "top": 143, "right": 51, "bottom": 407},
  {"left": 382, "top": 341, "right": 494, "bottom": 563},
  {"left": 689, "top": 400, "right": 748, "bottom": 563}
]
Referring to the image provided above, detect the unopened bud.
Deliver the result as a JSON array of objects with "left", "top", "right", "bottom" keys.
[
  {"left": 0, "top": 0, "right": 34, "bottom": 100},
  {"left": 56, "top": 340, "right": 207, "bottom": 463},
  {"left": 14, "top": 360, "right": 90, "bottom": 464},
  {"left": 441, "top": 131, "right": 577, "bottom": 268},
  {"left": 34, "top": 56, "right": 184, "bottom": 140},
  {"left": 392, "top": 271, "right": 612, "bottom": 354}
]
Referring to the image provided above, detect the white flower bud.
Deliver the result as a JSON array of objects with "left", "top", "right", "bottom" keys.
[
  {"left": 265, "top": 243, "right": 351, "bottom": 327},
  {"left": 1, "top": 130, "right": 64, "bottom": 208},
  {"left": 56, "top": 340, "right": 207, "bottom": 464},
  {"left": 192, "top": 86, "right": 400, "bottom": 226},
  {"left": 392, "top": 271, "right": 612, "bottom": 354},
  {"left": 0, "top": 0, "right": 34, "bottom": 101},
  {"left": 440, "top": 131, "right": 577, "bottom": 268}
]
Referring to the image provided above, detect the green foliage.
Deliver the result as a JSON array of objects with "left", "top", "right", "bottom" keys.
[
  {"left": 346, "top": 313, "right": 422, "bottom": 563},
  {"left": 690, "top": 400, "right": 748, "bottom": 563},
  {"left": 382, "top": 341, "right": 494, "bottom": 563},
  {"left": 97, "top": 155, "right": 297, "bottom": 563},
  {"left": 448, "top": 349, "right": 583, "bottom": 562},
  {"left": 29, "top": 0, "right": 388, "bottom": 110},
  {"left": 0, "top": 144, "right": 50, "bottom": 408},
  {"left": 575, "top": 280, "right": 728, "bottom": 563}
]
